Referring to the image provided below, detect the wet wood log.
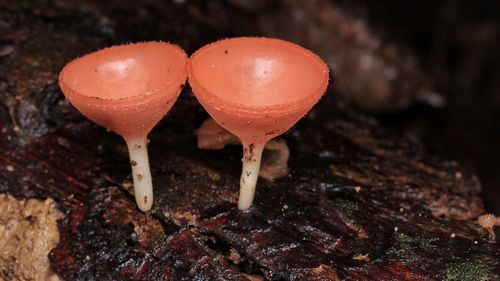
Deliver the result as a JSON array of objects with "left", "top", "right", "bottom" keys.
[{"left": 0, "top": 1, "right": 498, "bottom": 280}]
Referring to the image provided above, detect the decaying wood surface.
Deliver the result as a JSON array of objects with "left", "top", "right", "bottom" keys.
[{"left": 0, "top": 1, "right": 498, "bottom": 280}]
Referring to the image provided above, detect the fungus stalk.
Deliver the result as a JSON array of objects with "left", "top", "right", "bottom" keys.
[
  {"left": 125, "top": 136, "right": 153, "bottom": 211},
  {"left": 239, "top": 142, "right": 266, "bottom": 210}
]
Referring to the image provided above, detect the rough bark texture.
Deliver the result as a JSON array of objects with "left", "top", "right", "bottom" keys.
[{"left": 0, "top": 1, "right": 498, "bottom": 280}]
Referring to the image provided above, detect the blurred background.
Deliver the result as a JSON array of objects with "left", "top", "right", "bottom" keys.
[{"left": 3, "top": 0, "right": 499, "bottom": 213}]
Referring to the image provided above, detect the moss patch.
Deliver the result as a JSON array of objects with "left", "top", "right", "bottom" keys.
[
  {"left": 332, "top": 198, "right": 360, "bottom": 215},
  {"left": 387, "top": 233, "right": 439, "bottom": 265},
  {"left": 445, "top": 260, "right": 492, "bottom": 281}
]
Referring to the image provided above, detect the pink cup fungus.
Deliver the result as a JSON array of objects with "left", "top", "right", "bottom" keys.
[
  {"left": 59, "top": 42, "right": 187, "bottom": 211},
  {"left": 189, "top": 37, "right": 329, "bottom": 210}
]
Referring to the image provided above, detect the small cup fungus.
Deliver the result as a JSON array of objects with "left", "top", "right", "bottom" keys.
[
  {"left": 59, "top": 42, "right": 187, "bottom": 211},
  {"left": 189, "top": 37, "right": 329, "bottom": 210},
  {"left": 477, "top": 214, "right": 499, "bottom": 239}
]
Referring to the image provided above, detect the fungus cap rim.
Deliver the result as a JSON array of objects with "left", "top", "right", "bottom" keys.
[
  {"left": 59, "top": 41, "right": 188, "bottom": 103},
  {"left": 188, "top": 37, "right": 330, "bottom": 117}
]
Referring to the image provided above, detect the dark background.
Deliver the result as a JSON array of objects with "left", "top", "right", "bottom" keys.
[{"left": 347, "top": 0, "right": 500, "bottom": 214}]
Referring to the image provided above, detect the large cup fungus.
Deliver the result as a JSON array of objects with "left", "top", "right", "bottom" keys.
[
  {"left": 59, "top": 42, "right": 187, "bottom": 211},
  {"left": 189, "top": 37, "right": 329, "bottom": 210}
]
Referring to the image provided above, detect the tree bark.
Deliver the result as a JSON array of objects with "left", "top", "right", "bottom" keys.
[{"left": 0, "top": 1, "right": 498, "bottom": 280}]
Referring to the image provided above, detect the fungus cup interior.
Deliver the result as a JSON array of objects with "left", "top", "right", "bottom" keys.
[
  {"left": 59, "top": 41, "right": 188, "bottom": 211},
  {"left": 189, "top": 37, "right": 329, "bottom": 143},
  {"left": 189, "top": 37, "right": 329, "bottom": 210},
  {"left": 59, "top": 42, "right": 187, "bottom": 138}
]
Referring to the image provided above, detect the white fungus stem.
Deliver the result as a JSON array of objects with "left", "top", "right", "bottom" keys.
[
  {"left": 125, "top": 136, "right": 153, "bottom": 212},
  {"left": 238, "top": 141, "right": 266, "bottom": 210}
]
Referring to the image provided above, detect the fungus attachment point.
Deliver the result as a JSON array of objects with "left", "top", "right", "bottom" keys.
[
  {"left": 59, "top": 42, "right": 187, "bottom": 211},
  {"left": 197, "top": 118, "right": 290, "bottom": 181},
  {"left": 189, "top": 37, "right": 329, "bottom": 210}
]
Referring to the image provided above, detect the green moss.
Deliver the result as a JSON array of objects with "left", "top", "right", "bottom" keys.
[
  {"left": 387, "top": 241, "right": 416, "bottom": 264},
  {"left": 332, "top": 198, "right": 360, "bottom": 215},
  {"left": 396, "top": 233, "right": 439, "bottom": 251},
  {"left": 387, "top": 233, "right": 439, "bottom": 265},
  {"left": 445, "top": 260, "right": 492, "bottom": 281}
]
